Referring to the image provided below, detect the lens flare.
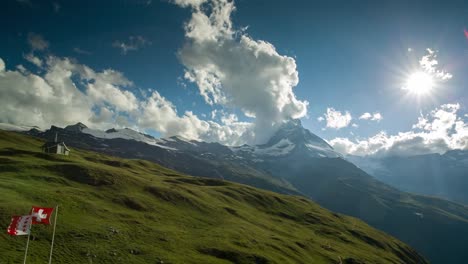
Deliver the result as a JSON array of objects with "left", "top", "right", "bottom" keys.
[{"left": 403, "top": 71, "right": 434, "bottom": 95}]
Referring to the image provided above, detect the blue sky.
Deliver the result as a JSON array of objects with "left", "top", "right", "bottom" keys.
[{"left": 1, "top": 0, "right": 467, "bottom": 155}]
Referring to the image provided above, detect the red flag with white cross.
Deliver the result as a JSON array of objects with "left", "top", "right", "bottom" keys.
[
  {"left": 31, "top": 206, "right": 54, "bottom": 225},
  {"left": 7, "top": 215, "right": 32, "bottom": 236}
]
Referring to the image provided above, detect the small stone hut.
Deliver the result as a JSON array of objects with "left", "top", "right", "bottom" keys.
[{"left": 42, "top": 133, "right": 70, "bottom": 155}]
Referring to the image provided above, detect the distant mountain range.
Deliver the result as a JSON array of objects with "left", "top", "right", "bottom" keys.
[
  {"left": 348, "top": 150, "right": 468, "bottom": 204},
  {"left": 3, "top": 120, "right": 468, "bottom": 263}
]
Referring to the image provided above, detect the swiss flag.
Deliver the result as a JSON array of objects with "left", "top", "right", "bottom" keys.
[
  {"left": 31, "top": 206, "right": 54, "bottom": 225},
  {"left": 7, "top": 215, "right": 32, "bottom": 236}
]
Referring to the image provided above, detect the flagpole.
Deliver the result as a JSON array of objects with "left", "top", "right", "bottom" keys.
[
  {"left": 23, "top": 218, "right": 32, "bottom": 264},
  {"left": 48, "top": 205, "right": 59, "bottom": 264}
]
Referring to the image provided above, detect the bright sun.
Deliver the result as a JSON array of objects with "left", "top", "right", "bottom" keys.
[{"left": 404, "top": 71, "right": 434, "bottom": 95}]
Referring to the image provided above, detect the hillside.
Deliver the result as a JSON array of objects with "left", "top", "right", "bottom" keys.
[
  {"left": 273, "top": 157, "right": 468, "bottom": 264},
  {"left": 22, "top": 121, "right": 468, "bottom": 263},
  {"left": 0, "top": 131, "right": 427, "bottom": 264}
]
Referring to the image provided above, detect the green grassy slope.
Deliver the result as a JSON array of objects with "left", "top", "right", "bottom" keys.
[
  {"left": 285, "top": 158, "right": 468, "bottom": 264},
  {"left": 0, "top": 131, "right": 426, "bottom": 264}
]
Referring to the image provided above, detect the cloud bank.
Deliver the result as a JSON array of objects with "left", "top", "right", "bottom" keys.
[
  {"left": 330, "top": 104, "right": 468, "bottom": 157},
  {"left": 0, "top": 54, "right": 252, "bottom": 145}
]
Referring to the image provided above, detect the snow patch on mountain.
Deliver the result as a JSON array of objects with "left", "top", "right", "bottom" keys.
[
  {"left": 82, "top": 127, "right": 177, "bottom": 150},
  {"left": 254, "top": 139, "right": 296, "bottom": 156},
  {"left": 305, "top": 143, "right": 341, "bottom": 158}
]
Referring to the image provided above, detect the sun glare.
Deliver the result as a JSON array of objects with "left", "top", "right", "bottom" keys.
[{"left": 404, "top": 71, "right": 434, "bottom": 95}]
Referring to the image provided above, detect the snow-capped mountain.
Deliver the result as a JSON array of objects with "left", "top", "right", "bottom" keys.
[
  {"left": 62, "top": 119, "right": 341, "bottom": 159},
  {"left": 232, "top": 119, "right": 340, "bottom": 158},
  {"left": 64, "top": 123, "right": 177, "bottom": 150}
]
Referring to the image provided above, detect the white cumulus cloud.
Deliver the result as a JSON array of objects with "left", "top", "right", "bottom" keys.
[
  {"left": 0, "top": 58, "right": 92, "bottom": 128},
  {"left": 359, "top": 112, "right": 372, "bottom": 120},
  {"left": 359, "top": 112, "right": 382, "bottom": 122},
  {"left": 419, "top": 49, "right": 453, "bottom": 80},
  {"left": 330, "top": 103, "right": 468, "bottom": 157},
  {"left": 175, "top": 0, "right": 308, "bottom": 144},
  {"left": 138, "top": 91, "right": 252, "bottom": 144},
  {"left": 319, "top": 108, "right": 352, "bottom": 129}
]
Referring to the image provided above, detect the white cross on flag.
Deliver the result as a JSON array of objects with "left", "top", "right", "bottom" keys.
[
  {"left": 31, "top": 206, "right": 54, "bottom": 225},
  {"left": 7, "top": 215, "right": 32, "bottom": 236}
]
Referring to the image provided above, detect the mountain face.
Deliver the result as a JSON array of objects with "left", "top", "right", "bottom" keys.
[
  {"left": 348, "top": 150, "right": 468, "bottom": 204},
  {"left": 232, "top": 119, "right": 340, "bottom": 159},
  {"left": 0, "top": 131, "right": 427, "bottom": 264},
  {"left": 20, "top": 121, "right": 468, "bottom": 264}
]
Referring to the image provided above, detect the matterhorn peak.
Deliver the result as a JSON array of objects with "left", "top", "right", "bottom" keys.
[{"left": 263, "top": 119, "right": 331, "bottom": 149}]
